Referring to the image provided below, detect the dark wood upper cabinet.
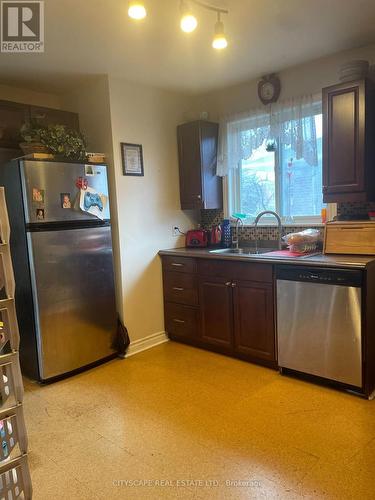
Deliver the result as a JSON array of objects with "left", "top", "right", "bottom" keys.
[
  {"left": 0, "top": 100, "right": 30, "bottom": 149},
  {"left": 323, "top": 79, "right": 375, "bottom": 203},
  {"left": 177, "top": 120, "right": 223, "bottom": 210},
  {"left": 198, "top": 275, "right": 233, "bottom": 349},
  {"left": 0, "top": 100, "right": 80, "bottom": 150},
  {"left": 29, "top": 106, "right": 80, "bottom": 131},
  {"left": 233, "top": 281, "right": 275, "bottom": 362}
]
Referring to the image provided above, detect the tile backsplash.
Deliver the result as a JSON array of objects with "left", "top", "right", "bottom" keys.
[
  {"left": 200, "top": 209, "right": 323, "bottom": 242},
  {"left": 337, "top": 202, "right": 375, "bottom": 218},
  {"left": 199, "top": 202, "right": 374, "bottom": 244}
]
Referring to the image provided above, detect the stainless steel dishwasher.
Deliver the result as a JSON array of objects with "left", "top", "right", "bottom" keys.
[{"left": 276, "top": 266, "right": 363, "bottom": 388}]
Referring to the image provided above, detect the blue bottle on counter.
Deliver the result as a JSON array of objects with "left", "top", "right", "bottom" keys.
[{"left": 222, "top": 219, "right": 231, "bottom": 248}]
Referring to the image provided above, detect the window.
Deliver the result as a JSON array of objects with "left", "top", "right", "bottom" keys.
[{"left": 226, "top": 105, "right": 325, "bottom": 224}]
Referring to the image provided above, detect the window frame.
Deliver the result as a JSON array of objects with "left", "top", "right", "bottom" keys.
[{"left": 226, "top": 111, "right": 329, "bottom": 226}]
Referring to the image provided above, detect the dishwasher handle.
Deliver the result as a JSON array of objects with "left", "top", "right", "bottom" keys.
[{"left": 275, "top": 266, "right": 363, "bottom": 287}]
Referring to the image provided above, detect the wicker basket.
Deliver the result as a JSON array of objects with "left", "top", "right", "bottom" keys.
[{"left": 19, "top": 142, "right": 50, "bottom": 155}]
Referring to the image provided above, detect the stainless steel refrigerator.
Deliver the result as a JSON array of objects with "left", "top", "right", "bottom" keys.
[{"left": 0, "top": 159, "right": 118, "bottom": 382}]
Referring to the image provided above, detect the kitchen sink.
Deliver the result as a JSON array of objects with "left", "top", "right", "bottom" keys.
[{"left": 210, "top": 247, "right": 275, "bottom": 256}]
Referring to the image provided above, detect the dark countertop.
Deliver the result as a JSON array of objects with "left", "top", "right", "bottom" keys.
[{"left": 159, "top": 247, "right": 375, "bottom": 269}]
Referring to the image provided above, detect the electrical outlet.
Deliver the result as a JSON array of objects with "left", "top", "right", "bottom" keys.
[{"left": 172, "top": 226, "right": 180, "bottom": 237}]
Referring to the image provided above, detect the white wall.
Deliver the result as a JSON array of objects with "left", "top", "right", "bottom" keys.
[
  {"left": 108, "top": 77, "right": 197, "bottom": 342},
  {"left": 61, "top": 76, "right": 124, "bottom": 317},
  {"left": 194, "top": 44, "right": 375, "bottom": 120}
]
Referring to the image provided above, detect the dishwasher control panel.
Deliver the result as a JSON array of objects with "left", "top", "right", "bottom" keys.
[{"left": 276, "top": 266, "right": 363, "bottom": 287}]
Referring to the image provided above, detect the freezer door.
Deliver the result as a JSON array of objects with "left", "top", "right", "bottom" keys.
[
  {"left": 20, "top": 160, "right": 111, "bottom": 223},
  {"left": 27, "top": 225, "right": 117, "bottom": 380}
]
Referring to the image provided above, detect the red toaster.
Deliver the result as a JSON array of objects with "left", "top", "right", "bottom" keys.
[{"left": 186, "top": 229, "right": 208, "bottom": 248}]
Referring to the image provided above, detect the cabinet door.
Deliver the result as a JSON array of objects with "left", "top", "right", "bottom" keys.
[
  {"left": 198, "top": 275, "right": 233, "bottom": 349},
  {"left": 200, "top": 122, "right": 222, "bottom": 209},
  {"left": 0, "top": 101, "right": 29, "bottom": 148},
  {"left": 177, "top": 122, "right": 203, "bottom": 209},
  {"left": 323, "top": 81, "right": 365, "bottom": 201},
  {"left": 233, "top": 281, "right": 275, "bottom": 362},
  {"left": 30, "top": 106, "right": 80, "bottom": 131}
]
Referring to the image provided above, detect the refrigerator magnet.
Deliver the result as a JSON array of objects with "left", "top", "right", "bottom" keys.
[
  {"left": 36, "top": 208, "right": 45, "bottom": 220},
  {"left": 61, "top": 193, "right": 72, "bottom": 209},
  {"left": 32, "top": 188, "right": 45, "bottom": 203},
  {"left": 75, "top": 177, "right": 88, "bottom": 190},
  {"left": 85, "top": 165, "right": 95, "bottom": 176}
]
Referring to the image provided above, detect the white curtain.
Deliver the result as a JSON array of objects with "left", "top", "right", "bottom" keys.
[{"left": 217, "top": 94, "right": 322, "bottom": 177}]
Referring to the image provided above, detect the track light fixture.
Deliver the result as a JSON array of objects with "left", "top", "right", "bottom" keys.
[
  {"left": 212, "top": 12, "right": 228, "bottom": 50},
  {"left": 127, "top": 0, "right": 229, "bottom": 49},
  {"left": 180, "top": 1, "right": 198, "bottom": 33},
  {"left": 128, "top": 2, "right": 147, "bottom": 20},
  {"left": 181, "top": 1, "right": 228, "bottom": 49}
]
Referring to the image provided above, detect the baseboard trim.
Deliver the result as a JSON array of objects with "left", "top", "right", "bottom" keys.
[{"left": 125, "top": 331, "right": 169, "bottom": 358}]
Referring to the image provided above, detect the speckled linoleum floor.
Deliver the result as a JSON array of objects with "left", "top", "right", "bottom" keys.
[{"left": 24, "top": 341, "right": 375, "bottom": 499}]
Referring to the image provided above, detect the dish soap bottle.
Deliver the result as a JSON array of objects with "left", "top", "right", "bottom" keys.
[{"left": 222, "top": 219, "right": 231, "bottom": 248}]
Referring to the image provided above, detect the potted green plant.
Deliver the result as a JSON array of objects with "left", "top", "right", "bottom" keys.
[
  {"left": 20, "top": 122, "right": 87, "bottom": 160},
  {"left": 19, "top": 122, "right": 50, "bottom": 155},
  {"left": 39, "top": 124, "right": 87, "bottom": 160}
]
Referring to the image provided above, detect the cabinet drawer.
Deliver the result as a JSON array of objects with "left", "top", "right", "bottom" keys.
[
  {"left": 198, "top": 259, "right": 272, "bottom": 283},
  {"left": 197, "top": 259, "right": 233, "bottom": 278},
  {"left": 165, "top": 303, "right": 199, "bottom": 339},
  {"left": 163, "top": 272, "right": 198, "bottom": 305},
  {"left": 162, "top": 256, "right": 197, "bottom": 274},
  {"left": 231, "top": 262, "right": 273, "bottom": 283}
]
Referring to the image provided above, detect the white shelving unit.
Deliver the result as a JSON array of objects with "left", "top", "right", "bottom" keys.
[{"left": 0, "top": 187, "right": 32, "bottom": 499}]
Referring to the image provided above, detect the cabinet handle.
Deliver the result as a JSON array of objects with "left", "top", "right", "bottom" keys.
[
  {"left": 225, "top": 281, "right": 231, "bottom": 287},
  {"left": 173, "top": 319, "right": 186, "bottom": 324},
  {"left": 172, "top": 287, "right": 184, "bottom": 291},
  {"left": 197, "top": 195, "right": 201, "bottom": 199},
  {"left": 171, "top": 263, "right": 184, "bottom": 267},
  {"left": 231, "top": 282, "right": 237, "bottom": 288}
]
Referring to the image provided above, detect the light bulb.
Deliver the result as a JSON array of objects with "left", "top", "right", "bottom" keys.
[
  {"left": 212, "top": 20, "right": 228, "bottom": 50},
  {"left": 128, "top": 2, "right": 147, "bottom": 20},
  {"left": 180, "top": 14, "right": 198, "bottom": 33},
  {"left": 212, "top": 35, "right": 228, "bottom": 49}
]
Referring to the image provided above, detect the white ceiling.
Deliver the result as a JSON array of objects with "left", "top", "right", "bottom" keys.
[{"left": 0, "top": 0, "right": 375, "bottom": 95}]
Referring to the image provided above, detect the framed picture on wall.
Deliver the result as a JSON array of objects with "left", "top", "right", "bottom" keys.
[{"left": 121, "top": 143, "right": 144, "bottom": 176}]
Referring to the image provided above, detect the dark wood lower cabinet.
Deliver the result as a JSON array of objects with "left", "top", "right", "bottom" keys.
[
  {"left": 162, "top": 255, "right": 277, "bottom": 368},
  {"left": 233, "top": 281, "right": 275, "bottom": 362},
  {"left": 165, "top": 302, "right": 200, "bottom": 340},
  {"left": 198, "top": 276, "right": 233, "bottom": 349}
]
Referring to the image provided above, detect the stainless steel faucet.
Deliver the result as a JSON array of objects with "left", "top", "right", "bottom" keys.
[
  {"left": 254, "top": 211, "right": 282, "bottom": 251},
  {"left": 232, "top": 217, "right": 244, "bottom": 250}
]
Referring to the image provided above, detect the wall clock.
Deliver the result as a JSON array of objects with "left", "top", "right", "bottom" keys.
[{"left": 258, "top": 74, "right": 281, "bottom": 105}]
